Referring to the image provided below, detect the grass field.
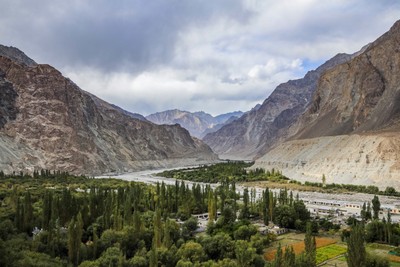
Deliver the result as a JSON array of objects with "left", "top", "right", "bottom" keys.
[
  {"left": 264, "top": 237, "right": 337, "bottom": 261},
  {"left": 366, "top": 243, "right": 400, "bottom": 264},
  {"left": 316, "top": 244, "right": 347, "bottom": 264},
  {"left": 263, "top": 233, "right": 400, "bottom": 266}
]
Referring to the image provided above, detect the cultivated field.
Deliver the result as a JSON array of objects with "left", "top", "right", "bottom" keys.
[
  {"left": 264, "top": 233, "right": 400, "bottom": 266},
  {"left": 264, "top": 233, "right": 338, "bottom": 261}
]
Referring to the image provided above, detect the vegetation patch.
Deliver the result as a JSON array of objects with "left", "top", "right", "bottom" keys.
[
  {"left": 316, "top": 244, "right": 347, "bottom": 264},
  {"left": 157, "top": 161, "right": 289, "bottom": 183},
  {"left": 264, "top": 237, "right": 336, "bottom": 261}
]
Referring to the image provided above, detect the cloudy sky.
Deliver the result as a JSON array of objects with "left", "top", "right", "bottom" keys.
[{"left": 1, "top": 1, "right": 399, "bottom": 116}]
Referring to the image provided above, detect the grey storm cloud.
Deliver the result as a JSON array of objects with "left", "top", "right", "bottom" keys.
[
  {"left": 0, "top": 0, "right": 252, "bottom": 71},
  {"left": 1, "top": 0, "right": 400, "bottom": 116}
]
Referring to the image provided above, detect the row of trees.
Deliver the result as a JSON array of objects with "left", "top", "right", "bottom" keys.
[
  {"left": 302, "top": 179, "right": 400, "bottom": 197},
  {"left": 158, "top": 162, "right": 288, "bottom": 183}
]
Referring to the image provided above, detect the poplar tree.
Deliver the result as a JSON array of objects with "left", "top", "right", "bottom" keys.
[
  {"left": 207, "top": 190, "right": 216, "bottom": 222},
  {"left": 15, "top": 197, "right": 23, "bottom": 231},
  {"left": 262, "top": 188, "right": 270, "bottom": 225},
  {"left": 153, "top": 208, "right": 162, "bottom": 249},
  {"left": 283, "top": 246, "right": 295, "bottom": 267},
  {"left": 23, "top": 191, "right": 33, "bottom": 233},
  {"left": 68, "top": 212, "right": 83, "bottom": 266},
  {"left": 42, "top": 191, "right": 52, "bottom": 230},
  {"left": 372, "top": 195, "right": 381, "bottom": 220},
  {"left": 163, "top": 219, "right": 172, "bottom": 248},
  {"left": 387, "top": 210, "right": 392, "bottom": 244},
  {"left": 346, "top": 224, "right": 366, "bottom": 267},
  {"left": 273, "top": 243, "right": 283, "bottom": 267},
  {"left": 304, "top": 222, "right": 316, "bottom": 267},
  {"left": 240, "top": 188, "right": 250, "bottom": 219}
]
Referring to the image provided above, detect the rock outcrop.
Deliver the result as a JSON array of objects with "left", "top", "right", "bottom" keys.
[
  {"left": 254, "top": 20, "right": 400, "bottom": 188},
  {"left": 146, "top": 109, "right": 243, "bottom": 138},
  {"left": 203, "top": 53, "right": 353, "bottom": 159},
  {"left": 0, "top": 46, "right": 217, "bottom": 175}
]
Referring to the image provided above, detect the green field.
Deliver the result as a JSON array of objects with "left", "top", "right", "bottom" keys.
[{"left": 316, "top": 244, "right": 347, "bottom": 264}]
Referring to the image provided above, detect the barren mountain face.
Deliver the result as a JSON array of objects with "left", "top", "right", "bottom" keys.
[
  {"left": 254, "top": 20, "right": 400, "bottom": 188},
  {"left": 0, "top": 47, "right": 217, "bottom": 175},
  {"left": 292, "top": 21, "right": 400, "bottom": 138},
  {"left": 203, "top": 53, "right": 353, "bottom": 159}
]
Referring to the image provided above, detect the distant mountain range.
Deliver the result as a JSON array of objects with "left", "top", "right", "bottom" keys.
[
  {"left": 0, "top": 45, "right": 217, "bottom": 175},
  {"left": 205, "top": 20, "right": 400, "bottom": 188},
  {"left": 146, "top": 109, "right": 244, "bottom": 138},
  {"left": 203, "top": 53, "right": 354, "bottom": 159}
]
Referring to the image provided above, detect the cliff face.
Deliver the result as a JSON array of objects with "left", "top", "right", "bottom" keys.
[
  {"left": 203, "top": 53, "right": 353, "bottom": 159},
  {"left": 292, "top": 21, "right": 400, "bottom": 138},
  {"left": 0, "top": 46, "right": 217, "bottom": 175},
  {"left": 146, "top": 109, "right": 243, "bottom": 138},
  {"left": 254, "top": 20, "right": 400, "bottom": 188}
]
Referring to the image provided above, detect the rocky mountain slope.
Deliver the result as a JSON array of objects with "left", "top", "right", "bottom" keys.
[
  {"left": 146, "top": 109, "right": 243, "bottom": 138},
  {"left": 203, "top": 53, "right": 353, "bottom": 159},
  {"left": 0, "top": 46, "right": 217, "bottom": 175},
  {"left": 254, "top": 20, "right": 400, "bottom": 188}
]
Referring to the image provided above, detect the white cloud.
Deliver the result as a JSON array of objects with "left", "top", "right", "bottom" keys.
[{"left": 248, "top": 59, "right": 303, "bottom": 79}]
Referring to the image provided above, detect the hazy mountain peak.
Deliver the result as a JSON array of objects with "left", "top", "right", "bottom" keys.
[
  {"left": 146, "top": 109, "right": 244, "bottom": 138},
  {"left": 203, "top": 51, "right": 354, "bottom": 159}
]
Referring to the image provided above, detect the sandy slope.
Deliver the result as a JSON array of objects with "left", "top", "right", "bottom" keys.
[{"left": 253, "top": 133, "right": 400, "bottom": 189}]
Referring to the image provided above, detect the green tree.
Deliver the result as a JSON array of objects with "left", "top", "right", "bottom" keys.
[
  {"left": 235, "top": 240, "right": 256, "bottom": 267},
  {"left": 283, "top": 246, "right": 295, "bottom": 267},
  {"left": 16, "top": 251, "right": 65, "bottom": 267},
  {"left": 233, "top": 225, "right": 257, "bottom": 241},
  {"left": 153, "top": 208, "right": 162, "bottom": 249},
  {"left": 272, "top": 243, "right": 283, "bottom": 267},
  {"left": 128, "top": 255, "right": 147, "bottom": 267},
  {"left": 304, "top": 222, "right": 316, "bottom": 267},
  {"left": 361, "top": 202, "right": 367, "bottom": 222},
  {"left": 274, "top": 205, "right": 295, "bottom": 229},
  {"left": 346, "top": 224, "right": 366, "bottom": 267},
  {"left": 68, "top": 213, "right": 83, "bottom": 266},
  {"left": 207, "top": 190, "right": 217, "bottom": 222},
  {"left": 177, "top": 241, "right": 205, "bottom": 263},
  {"left": 23, "top": 191, "right": 34, "bottom": 233},
  {"left": 182, "top": 217, "right": 198, "bottom": 239},
  {"left": 97, "top": 246, "right": 125, "bottom": 267},
  {"left": 42, "top": 191, "right": 52, "bottom": 230},
  {"left": 240, "top": 188, "right": 250, "bottom": 219},
  {"left": 149, "top": 247, "right": 158, "bottom": 267},
  {"left": 372, "top": 195, "right": 381, "bottom": 220},
  {"left": 201, "top": 233, "right": 235, "bottom": 260}
]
